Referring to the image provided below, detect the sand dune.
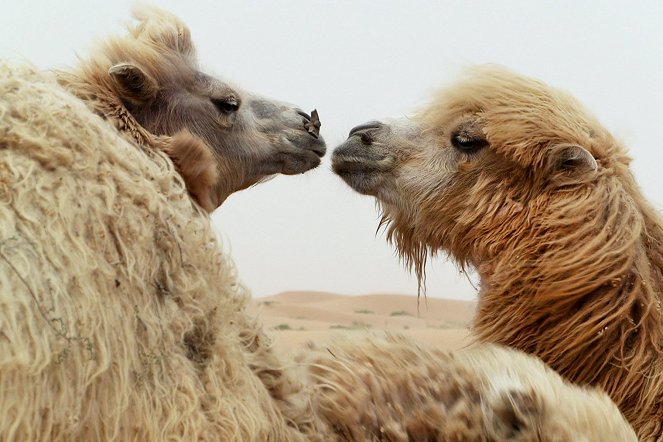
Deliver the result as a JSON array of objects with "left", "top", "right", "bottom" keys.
[{"left": 248, "top": 291, "right": 476, "bottom": 353}]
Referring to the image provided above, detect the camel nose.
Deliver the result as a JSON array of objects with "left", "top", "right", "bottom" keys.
[{"left": 348, "top": 121, "right": 383, "bottom": 138}]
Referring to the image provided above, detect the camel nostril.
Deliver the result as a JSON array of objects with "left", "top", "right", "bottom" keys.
[
  {"left": 349, "top": 121, "right": 383, "bottom": 138},
  {"left": 360, "top": 132, "right": 374, "bottom": 144}
]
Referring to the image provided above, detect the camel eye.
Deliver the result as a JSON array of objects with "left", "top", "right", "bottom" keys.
[
  {"left": 211, "top": 97, "right": 240, "bottom": 114},
  {"left": 451, "top": 133, "right": 489, "bottom": 153}
]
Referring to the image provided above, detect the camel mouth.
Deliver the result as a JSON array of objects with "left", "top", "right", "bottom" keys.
[
  {"left": 291, "top": 133, "right": 326, "bottom": 158},
  {"left": 309, "top": 140, "right": 326, "bottom": 157},
  {"left": 275, "top": 135, "right": 326, "bottom": 175},
  {"left": 332, "top": 139, "right": 392, "bottom": 195},
  {"left": 332, "top": 165, "right": 385, "bottom": 196},
  {"left": 331, "top": 157, "right": 385, "bottom": 175}
]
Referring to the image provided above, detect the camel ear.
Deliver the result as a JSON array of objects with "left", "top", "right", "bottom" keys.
[
  {"left": 547, "top": 143, "right": 597, "bottom": 177},
  {"left": 109, "top": 63, "right": 158, "bottom": 106},
  {"left": 484, "top": 388, "right": 542, "bottom": 440}
]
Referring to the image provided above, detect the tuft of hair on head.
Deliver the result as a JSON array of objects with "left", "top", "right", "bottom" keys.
[{"left": 129, "top": 4, "right": 195, "bottom": 58}]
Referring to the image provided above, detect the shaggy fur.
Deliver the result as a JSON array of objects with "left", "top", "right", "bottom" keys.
[
  {"left": 0, "top": 60, "right": 317, "bottom": 441},
  {"left": 56, "top": 7, "right": 325, "bottom": 211},
  {"left": 303, "top": 336, "right": 636, "bottom": 441},
  {"left": 164, "top": 130, "right": 219, "bottom": 211},
  {"left": 332, "top": 66, "right": 663, "bottom": 440},
  {"left": 0, "top": 59, "right": 638, "bottom": 440}
]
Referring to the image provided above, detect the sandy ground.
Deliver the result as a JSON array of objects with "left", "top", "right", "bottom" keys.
[{"left": 248, "top": 291, "right": 476, "bottom": 355}]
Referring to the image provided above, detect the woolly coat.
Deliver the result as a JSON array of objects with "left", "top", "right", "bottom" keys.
[
  {"left": 0, "top": 60, "right": 313, "bottom": 441},
  {"left": 302, "top": 336, "right": 636, "bottom": 441}
]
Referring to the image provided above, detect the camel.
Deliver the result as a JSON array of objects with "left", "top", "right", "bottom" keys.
[
  {"left": 56, "top": 6, "right": 325, "bottom": 211},
  {"left": 332, "top": 65, "right": 663, "bottom": 440},
  {"left": 0, "top": 11, "right": 638, "bottom": 439},
  {"left": 303, "top": 336, "right": 637, "bottom": 441}
]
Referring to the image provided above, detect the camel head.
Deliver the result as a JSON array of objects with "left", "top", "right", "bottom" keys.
[
  {"left": 332, "top": 66, "right": 626, "bottom": 279},
  {"left": 62, "top": 7, "right": 325, "bottom": 211}
]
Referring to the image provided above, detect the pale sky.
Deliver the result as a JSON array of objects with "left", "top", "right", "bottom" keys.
[{"left": 3, "top": 1, "right": 662, "bottom": 300}]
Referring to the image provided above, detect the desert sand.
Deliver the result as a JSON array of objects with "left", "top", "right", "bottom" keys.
[{"left": 248, "top": 291, "right": 476, "bottom": 354}]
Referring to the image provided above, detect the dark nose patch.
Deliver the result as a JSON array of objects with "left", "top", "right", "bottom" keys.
[{"left": 349, "top": 121, "right": 383, "bottom": 137}]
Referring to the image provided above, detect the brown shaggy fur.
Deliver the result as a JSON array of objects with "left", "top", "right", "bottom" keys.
[
  {"left": 165, "top": 130, "right": 219, "bottom": 211},
  {"left": 56, "top": 7, "right": 325, "bottom": 211},
  {"left": 333, "top": 66, "right": 663, "bottom": 440}
]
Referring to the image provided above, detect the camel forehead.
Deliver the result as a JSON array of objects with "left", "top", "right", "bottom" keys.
[
  {"left": 430, "top": 66, "right": 586, "bottom": 119},
  {"left": 419, "top": 66, "right": 612, "bottom": 164},
  {"left": 130, "top": 6, "right": 194, "bottom": 56}
]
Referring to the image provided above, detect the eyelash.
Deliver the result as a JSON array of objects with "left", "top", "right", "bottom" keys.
[
  {"left": 451, "top": 133, "right": 489, "bottom": 153},
  {"left": 210, "top": 97, "right": 240, "bottom": 114}
]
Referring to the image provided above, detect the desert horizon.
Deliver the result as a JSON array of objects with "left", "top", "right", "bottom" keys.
[{"left": 248, "top": 291, "right": 476, "bottom": 353}]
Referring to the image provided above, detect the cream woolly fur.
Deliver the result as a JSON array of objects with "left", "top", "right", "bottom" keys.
[
  {"left": 302, "top": 336, "right": 636, "bottom": 441},
  {"left": 332, "top": 66, "right": 663, "bottom": 440},
  {"left": 0, "top": 60, "right": 317, "bottom": 441}
]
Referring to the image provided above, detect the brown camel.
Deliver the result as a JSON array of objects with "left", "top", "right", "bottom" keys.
[{"left": 332, "top": 66, "right": 663, "bottom": 440}]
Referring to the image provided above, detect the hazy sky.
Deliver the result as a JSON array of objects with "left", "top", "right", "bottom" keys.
[{"left": 3, "top": 1, "right": 662, "bottom": 300}]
